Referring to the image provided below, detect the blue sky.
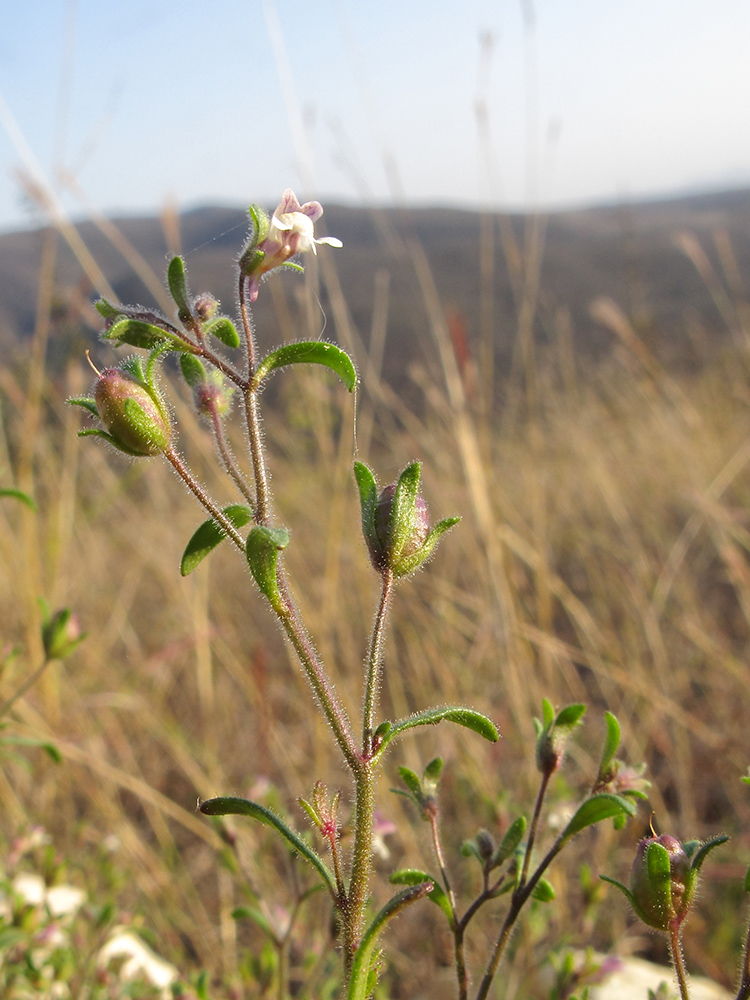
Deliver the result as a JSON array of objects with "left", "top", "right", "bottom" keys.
[{"left": 0, "top": 0, "right": 748, "bottom": 232}]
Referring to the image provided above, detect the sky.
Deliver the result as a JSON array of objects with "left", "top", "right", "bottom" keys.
[{"left": 0, "top": 0, "right": 749, "bottom": 233}]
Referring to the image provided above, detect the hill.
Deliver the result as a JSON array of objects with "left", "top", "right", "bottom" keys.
[{"left": 1, "top": 190, "right": 749, "bottom": 385}]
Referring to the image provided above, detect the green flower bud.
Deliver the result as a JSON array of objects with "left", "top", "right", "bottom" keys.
[
  {"left": 93, "top": 368, "right": 171, "bottom": 457},
  {"left": 630, "top": 835, "right": 694, "bottom": 931},
  {"left": 372, "top": 483, "right": 429, "bottom": 571},
  {"left": 41, "top": 608, "right": 86, "bottom": 661}
]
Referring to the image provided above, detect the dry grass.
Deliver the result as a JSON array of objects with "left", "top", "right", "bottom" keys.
[{"left": 1, "top": 207, "right": 750, "bottom": 998}]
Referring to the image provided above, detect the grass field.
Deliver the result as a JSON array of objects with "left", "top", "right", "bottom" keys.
[{"left": 1, "top": 205, "right": 750, "bottom": 998}]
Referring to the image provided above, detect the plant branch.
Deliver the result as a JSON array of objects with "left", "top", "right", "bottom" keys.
[
  {"left": 0, "top": 657, "right": 53, "bottom": 719},
  {"left": 669, "top": 923, "right": 691, "bottom": 1000},
  {"left": 208, "top": 406, "right": 256, "bottom": 510},
  {"left": 519, "top": 770, "right": 550, "bottom": 890},
  {"left": 164, "top": 447, "right": 246, "bottom": 549},
  {"left": 362, "top": 569, "right": 394, "bottom": 756}
]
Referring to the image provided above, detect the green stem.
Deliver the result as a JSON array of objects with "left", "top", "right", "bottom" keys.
[
  {"left": 362, "top": 570, "right": 393, "bottom": 756},
  {"left": 0, "top": 657, "right": 52, "bottom": 719},
  {"left": 164, "top": 448, "right": 246, "bottom": 549},
  {"left": 274, "top": 573, "right": 359, "bottom": 771},
  {"left": 208, "top": 405, "right": 256, "bottom": 510},
  {"left": 519, "top": 770, "right": 550, "bottom": 890},
  {"left": 735, "top": 911, "right": 750, "bottom": 1000},
  {"left": 669, "top": 923, "right": 691, "bottom": 1000},
  {"left": 343, "top": 762, "right": 375, "bottom": 974}
]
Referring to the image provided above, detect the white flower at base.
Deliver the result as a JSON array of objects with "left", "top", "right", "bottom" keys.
[{"left": 98, "top": 930, "right": 178, "bottom": 998}]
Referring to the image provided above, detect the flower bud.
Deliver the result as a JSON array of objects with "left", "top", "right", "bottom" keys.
[
  {"left": 41, "top": 608, "right": 86, "bottom": 661},
  {"left": 372, "top": 483, "right": 429, "bottom": 571},
  {"left": 192, "top": 371, "right": 233, "bottom": 419},
  {"left": 94, "top": 369, "right": 171, "bottom": 456},
  {"left": 194, "top": 293, "right": 219, "bottom": 322},
  {"left": 629, "top": 834, "right": 694, "bottom": 931}
]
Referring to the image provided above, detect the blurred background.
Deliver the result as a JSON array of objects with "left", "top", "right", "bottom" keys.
[{"left": 1, "top": 2, "right": 750, "bottom": 998}]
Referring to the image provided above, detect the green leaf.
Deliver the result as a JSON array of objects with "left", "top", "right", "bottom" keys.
[
  {"left": 103, "top": 317, "right": 183, "bottom": 351},
  {"left": 231, "top": 905, "right": 275, "bottom": 939},
  {"left": 204, "top": 316, "right": 240, "bottom": 349},
  {"left": 531, "top": 877, "right": 555, "bottom": 902},
  {"left": 389, "top": 869, "right": 453, "bottom": 924},
  {"left": 181, "top": 505, "right": 253, "bottom": 576},
  {"left": 392, "top": 515, "right": 461, "bottom": 577},
  {"left": 542, "top": 697, "right": 555, "bottom": 727},
  {"left": 353, "top": 461, "right": 379, "bottom": 556},
  {"left": 493, "top": 816, "right": 527, "bottom": 867},
  {"left": 347, "top": 884, "right": 433, "bottom": 1000},
  {"left": 397, "top": 766, "right": 423, "bottom": 801},
  {"left": 376, "top": 705, "right": 499, "bottom": 756},
  {"left": 199, "top": 796, "right": 335, "bottom": 898},
  {"left": 167, "top": 255, "right": 192, "bottom": 323},
  {"left": 555, "top": 703, "right": 587, "bottom": 730},
  {"left": 251, "top": 342, "right": 357, "bottom": 392},
  {"left": 599, "top": 712, "right": 621, "bottom": 777},
  {"left": 68, "top": 396, "right": 100, "bottom": 418},
  {"left": 95, "top": 297, "right": 123, "bottom": 319},
  {"left": 423, "top": 757, "right": 444, "bottom": 792},
  {"left": 179, "top": 353, "right": 207, "bottom": 388},
  {"left": 599, "top": 874, "right": 633, "bottom": 902},
  {"left": 245, "top": 526, "right": 290, "bottom": 608},
  {"left": 0, "top": 735, "right": 61, "bottom": 763},
  {"left": 744, "top": 864, "right": 750, "bottom": 894},
  {"left": 0, "top": 488, "right": 36, "bottom": 511},
  {"left": 562, "top": 794, "right": 637, "bottom": 840},
  {"left": 389, "top": 462, "right": 421, "bottom": 564},
  {"left": 689, "top": 834, "right": 729, "bottom": 873}
]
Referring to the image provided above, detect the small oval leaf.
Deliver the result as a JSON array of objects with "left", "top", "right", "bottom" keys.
[
  {"left": 599, "top": 711, "right": 621, "bottom": 779},
  {"left": 531, "top": 877, "right": 555, "bottom": 902},
  {"left": 103, "top": 317, "right": 184, "bottom": 351},
  {"left": 181, "top": 505, "right": 253, "bottom": 576},
  {"left": 168, "top": 255, "right": 192, "bottom": 322},
  {"left": 204, "top": 316, "right": 240, "bottom": 349},
  {"left": 389, "top": 869, "right": 453, "bottom": 924},
  {"left": 252, "top": 342, "right": 357, "bottom": 392}
]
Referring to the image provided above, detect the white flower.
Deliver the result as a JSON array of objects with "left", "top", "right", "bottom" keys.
[
  {"left": 99, "top": 930, "right": 178, "bottom": 998},
  {"left": 247, "top": 189, "right": 342, "bottom": 301}
]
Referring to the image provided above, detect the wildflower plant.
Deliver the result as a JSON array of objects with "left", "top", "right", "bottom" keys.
[{"left": 65, "top": 188, "right": 746, "bottom": 997}]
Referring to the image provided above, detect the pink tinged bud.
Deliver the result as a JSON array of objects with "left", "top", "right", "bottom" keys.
[
  {"left": 192, "top": 372, "right": 233, "bottom": 419},
  {"left": 373, "top": 484, "right": 429, "bottom": 568},
  {"left": 41, "top": 609, "right": 85, "bottom": 661},
  {"left": 630, "top": 834, "right": 694, "bottom": 931},
  {"left": 194, "top": 293, "right": 219, "bottom": 322},
  {"left": 94, "top": 370, "right": 171, "bottom": 456}
]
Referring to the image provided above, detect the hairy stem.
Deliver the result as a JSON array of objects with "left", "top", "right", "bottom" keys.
[
  {"left": 736, "top": 912, "right": 750, "bottom": 1000},
  {"left": 669, "top": 923, "right": 691, "bottom": 1000},
  {"left": 164, "top": 447, "right": 245, "bottom": 549},
  {"left": 209, "top": 406, "right": 256, "bottom": 510},
  {"left": 519, "top": 770, "right": 550, "bottom": 890},
  {"left": 343, "top": 762, "right": 375, "bottom": 974},
  {"left": 362, "top": 569, "right": 394, "bottom": 756}
]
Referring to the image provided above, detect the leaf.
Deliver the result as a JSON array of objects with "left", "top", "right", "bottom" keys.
[
  {"left": 245, "top": 526, "right": 290, "bottom": 608},
  {"left": 599, "top": 712, "right": 621, "bottom": 777},
  {"left": 0, "top": 735, "right": 61, "bottom": 763},
  {"left": 347, "top": 884, "right": 432, "bottom": 1000},
  {"left": 689, "top": 834, "right": 729, "bottom": 873},
  {"left": 392, "top": 516, "right": 461, "bottom": 577},
  {"left": 531, "top": 877, "right": 555, "bottom": 902},
  {"left": 103, "top": 317, "right": 182, "bottom": 351},
  {"left": 0, "top": 488, "right": 36, "bottom": 511},
  {"left": 599, "top": 874, "right": 633, "bottom": 902},
  {"left": 167, "top": 255, "right": 192, "bottom": 322},
  {"left": 744, "top": 864, "right": 750, "bottom": 894},
  {"left": 251, "top": 342, "right": 357, "bottom": 392},
  {"left": 389, "top": 462, "right": 421, "bottom": 563},
  {"left": 555, "top": 703, "right": 587, "bottom": 730},
  {"left": 493, "top": 816, "right": 527, "bottom": 867},
  {"left": 179, "top": 353, "right": 207, "bottom": 387},
  {"left": 389, "top": 869, "right": 453, "bottom": 924},
  {"left": 204, "top": 316, "right": 240, "bottom": 349},
  {"left": 181, "top": 505, "right": 253, "bottom": 576},
  {"left": 199, "top": 796, "right": 335, "bottom": 897},
  {"left": 95, "top": 297, "right": 123, "bottom": 319},
  {"left": 68, "top": 396, "right": 100, "bottom": 418},
  {"left": 562, "top": 794, "right": 637, "bottom": 840},
  {"left": 376, "top": 705, "right": 499, "bottom": 756},
  {"left": 397, "top": 766, "right": 422, "bottom": 800},
  {"left": 353, "top": 461, "right": 379, "bottom": 555},
  {"left": 231, "top": 905, "right": 275, "bottom": 939}
]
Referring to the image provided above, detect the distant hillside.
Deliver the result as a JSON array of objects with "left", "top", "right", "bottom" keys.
[{"left": 1, "top": 190, "right": 749, "bottom": 386}]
